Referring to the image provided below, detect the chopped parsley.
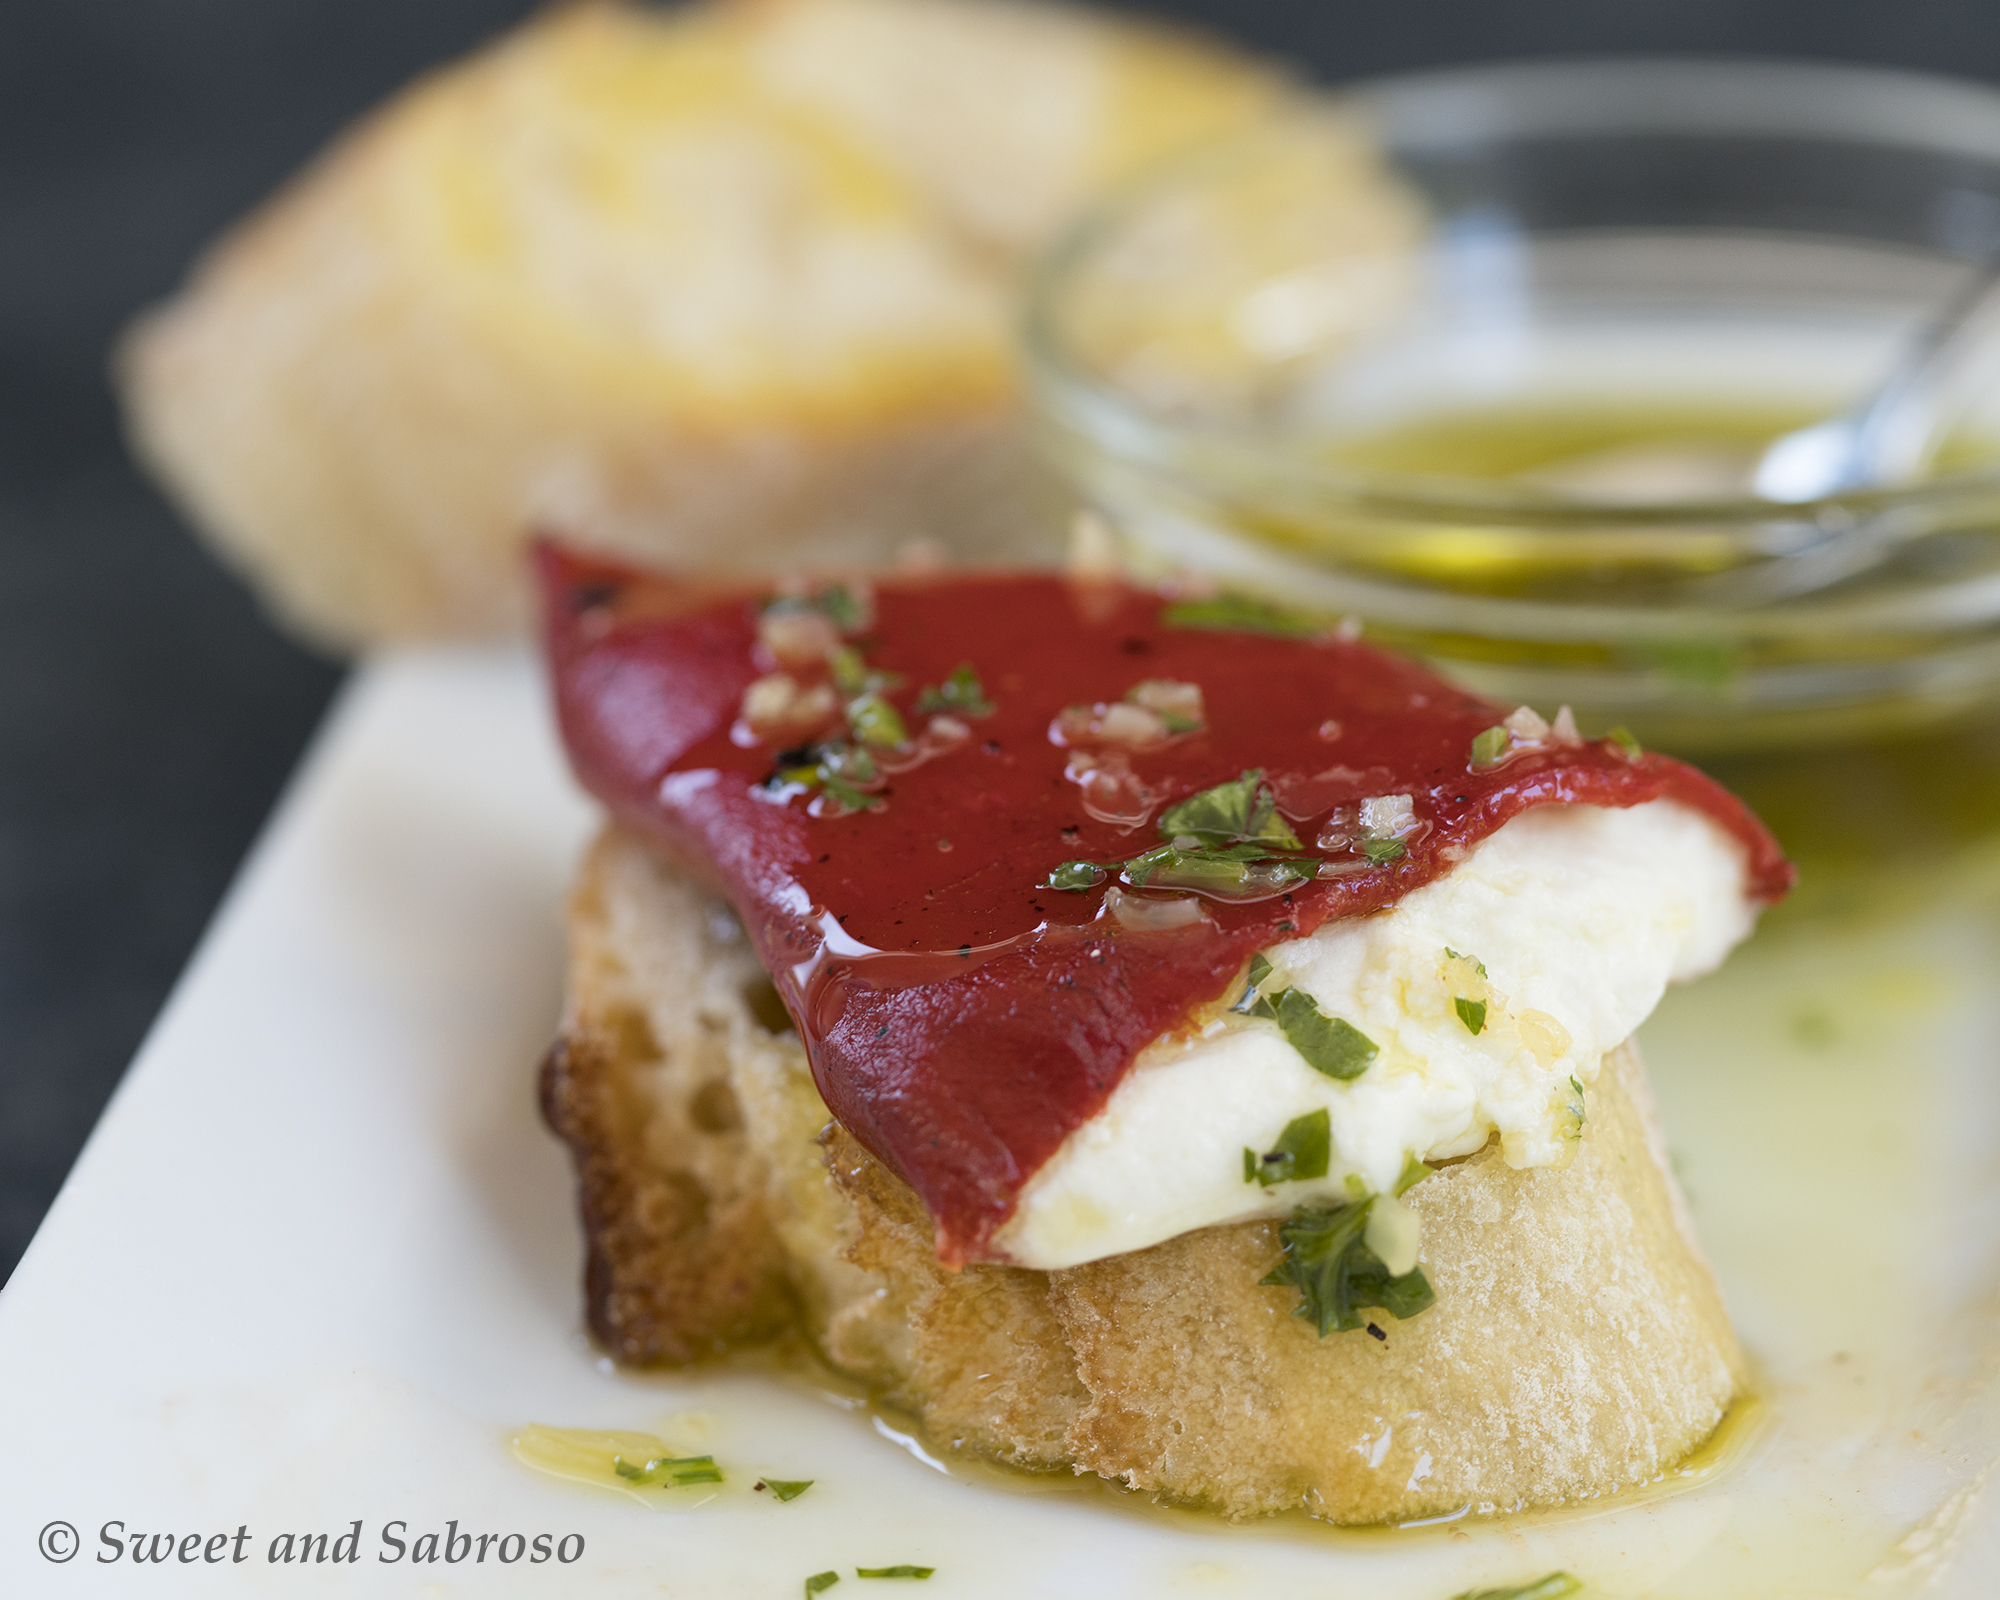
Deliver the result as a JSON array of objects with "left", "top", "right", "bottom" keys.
[
  {"left": 774, "top": 740, "right": 882, "bottom": 814},
  {"left": 1563, "top": 1075, "right": 1587, "bottom": 1140},
  {"left": 1244, "top": 1108, "right": 1331, "bottom": 1187},
  {"left": 1121, "top": 841, "right": 1316, "bottom": 897},
  {"left": 758, "top": 1478, "right": 813, "bottom": 1501},
  {"left": 916, "top": 663, "right": 995, "bottom": 718},
  {"left": 824, "top": 644, "right": 904, "bottom": 700},
  {"left": 827, "top": 645, "right": 869, "bottom": 695},
  {"left": 1606, "top": 724, "right": 1643, "bottom": 759},
  {"left": 1469, "top": 725, "right": 1510, "bottom": 769},
  {"left": 1452, "top": 1575, "right": 1582, "bottom": 1600},
  {"left": 810, "top": 584, "right": 871, "bottom": 633},
  {"left": 1262, "top": 1199, "right": 1435, "bottom": 1336},
  {"left": 1073, "top": 770, "right": 1316, "bottom": 900},
  {"left": 1159, "top": 769, "right": 1301, "bottom": 849},
  {"left": 1161, "top": 594, "right": 1325, "bottom": 638},
  {"left": 1454, "top": 996, "right": 1487, "bottom": 1035},
  {"left": 806, "top": 1574, "right": 841, "bottom": 1598},
  {"left": 1234, "top": 971, "right": 1377, "bottom": 1079},
  {"left": 855, "top": 1567, "right": 934, "bottom": 1580},
  {"left": 1044, "top": 860, "right": 1109, "bottom": 891},
  {"left": 845, "top": 692, "right": 909, "bottom": 749},
  {"left": 819, "top": 641, "right": 914, "bottom": 754},
  {"left": 764, "top": 583, "right": 873, "bottom": 636},
  {"left": 612, "top": 1452, "right": 724, "bottom": 1487},
  {"left": 1274, "top": 989, "right": 1378, "bottom": 1079},
  {"left": 816, "top": 775, "right": 875, "bottom": 814},
  {"left": 1356, "top": 834, "right": 1406, "bottom": 865}
]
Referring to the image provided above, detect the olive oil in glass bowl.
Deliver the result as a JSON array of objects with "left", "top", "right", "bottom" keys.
[{"left": 1025, "top": 59, "right": 2000, "bottom": 762}]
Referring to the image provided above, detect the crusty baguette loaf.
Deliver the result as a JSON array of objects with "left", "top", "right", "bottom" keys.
[
  {"left": 117, "top": 0, "right": 1287, "bottom": 648},
  {"left": 548, "top": 825, "right": 1748, "bottom": 1521}
]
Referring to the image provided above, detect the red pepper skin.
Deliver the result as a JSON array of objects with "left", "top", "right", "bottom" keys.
[{"left": 538, "top": 544, "right": 1792, "bottom": 1265}]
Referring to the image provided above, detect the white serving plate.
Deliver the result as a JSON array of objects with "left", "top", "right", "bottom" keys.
[{"left": 0, "top": 649, "right": 1993, "bottom": 1597}]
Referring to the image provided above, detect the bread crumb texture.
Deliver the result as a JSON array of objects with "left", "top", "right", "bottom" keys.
[
  {"left": 549, "top": 828, "right": 1747, "bottom": 1521},
  {"left": 116, "top": 0, "right": 1283, "bottom": 646}
]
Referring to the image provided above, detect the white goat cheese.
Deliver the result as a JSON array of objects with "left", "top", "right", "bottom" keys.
[{"left": 997, "top": 799, "right": 1754, "bottom": 1270}]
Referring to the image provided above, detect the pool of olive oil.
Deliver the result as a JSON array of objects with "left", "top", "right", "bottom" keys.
[
  {"left": 1324, "top": 399, "right": 1997, "bottom": 490},
  {"left": 1325, "top": 401, "right": 1816, "bottom": 486},
  {"left": 1224, "top": 401, "right": 1834, "bottom": 601}
]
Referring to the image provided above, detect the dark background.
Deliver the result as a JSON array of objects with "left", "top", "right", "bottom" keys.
[{"left": 4, "top": 0, "right": 1998, "bottom": 1284}]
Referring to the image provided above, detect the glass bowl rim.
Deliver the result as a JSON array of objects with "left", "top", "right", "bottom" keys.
[{"left": 1021, "top": 54, "right": 2000, "bottom": 529}]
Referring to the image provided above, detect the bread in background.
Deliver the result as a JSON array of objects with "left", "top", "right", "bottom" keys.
[{"left": 117, "top": 0, "right": 1287, "bottom": 648}]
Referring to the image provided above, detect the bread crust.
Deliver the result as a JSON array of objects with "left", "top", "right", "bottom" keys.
[
  {"left": 551, "top": 825, "right": 1747, "bottom": 1521},
  {"left": 542, "top": 830, "right": 798, "bottom": 1362}
]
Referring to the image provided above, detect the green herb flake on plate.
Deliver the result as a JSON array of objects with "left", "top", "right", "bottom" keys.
[
  {"left": 759, "top": 1478, "right": 813, "bottom": 1502},
  {"left": 1452, "top": 1573, "right": 1583, "bottom": 1600}
]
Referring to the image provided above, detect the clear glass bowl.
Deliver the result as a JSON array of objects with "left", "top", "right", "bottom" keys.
[{"left": 1025, "top": 59, "right": 2000, "bottom": 753}]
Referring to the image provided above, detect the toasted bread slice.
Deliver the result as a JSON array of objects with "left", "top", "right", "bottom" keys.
[
  {"left": 547, "top": 824, "right": 1086, "bottom": 1457},
  {"left": 551, "top": 825, "right": 1746, "bottom": 1520},
  {"left": 541, "top": 828, "right": 800, "bottom": 1362},
  {"left": 116, "top": 0, "right": 1285, "bottom": 647},
  {"left": 1040, "top": 1038, "right": 1745, "bottom": 1519}
]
